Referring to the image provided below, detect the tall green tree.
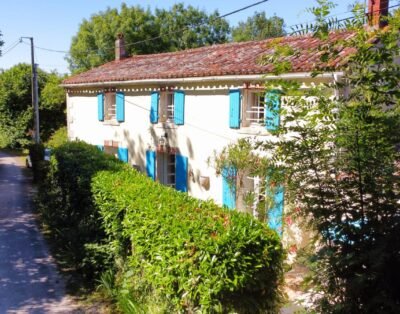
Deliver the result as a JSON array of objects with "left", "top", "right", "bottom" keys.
[
  {"left": 232, "top": 12, "right": 285, "bottom": 42},
  {"left": 154, "top": 3, "right": 230, "bottom": 52},
  {"left": 67, "top": 3, "right": 230, "bottom": 73},
  {"left": 0, "top": 64, "right": 66, "bottom": 148},
  {"left": 258, "top": 1, "right": 400, "bottom": 312}
]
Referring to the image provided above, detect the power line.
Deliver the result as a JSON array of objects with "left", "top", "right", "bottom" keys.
[
  {"left": 16, "top": 1, "right": 400, "bottom": 59},
  {"left": 20, "top": 0, "right": 271, "bottom": 56},
  {"left": 123, "top": 97, "right": 232, "bottom": 140},
  {"left": 0, "top": 39, "right": 22, "bottom": 57}
]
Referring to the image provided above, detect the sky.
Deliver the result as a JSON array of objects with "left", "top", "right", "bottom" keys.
[{"left": 0, "top": 0, "right": 364, "bottom": 74}]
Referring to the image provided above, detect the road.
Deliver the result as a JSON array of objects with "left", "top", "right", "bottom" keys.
[{"left": 0, "top": 151, "right": 80, "bottom": 313}]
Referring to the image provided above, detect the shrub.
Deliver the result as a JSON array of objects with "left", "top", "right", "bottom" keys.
[
  {"left": 46, "top": 126, "right": 68, "bottom": 149},
  {"left": 36, "top": 141, "right": 125, "bottom": 279},
  {"left": 92, "top": 169, "right": 285, "bottom": 313}
]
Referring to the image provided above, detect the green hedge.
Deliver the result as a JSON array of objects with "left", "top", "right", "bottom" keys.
[
  {"left": 36, "top": 141, "right": 125, "bottom": 278},
  {"left": 92, "top": 169, "right": 284, "bottom": 313}
]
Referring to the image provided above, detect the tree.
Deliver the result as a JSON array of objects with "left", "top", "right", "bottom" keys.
[
  {"left": 257, "top": 1, "right": 400, "bottom": 312},
  {"left": 232, "top": 12, "right": 285, "bottom": 42},
  {"left": 0, "top": 64, "right": 66, "bottom": 148},
  {"left": 154, "top": 3, "right": 230, "bottom": 52},
  {"left": 67, "top": 3, "right": 230, "bottom": 73}
]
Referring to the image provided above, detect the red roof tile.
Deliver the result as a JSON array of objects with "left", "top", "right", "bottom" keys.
[{"left": 63, "top": 31, "right": 356, "bottom": 85}]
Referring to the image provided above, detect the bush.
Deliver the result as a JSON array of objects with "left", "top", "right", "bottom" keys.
[
  {"left": 46, "top": 126, "right": 68, "bottom": 149},
  {"left": 36, "top": 141, "right": 125, "bottom": 279},
  {"left": 92, "top": 169, "right": 284, "bottom": 313}
]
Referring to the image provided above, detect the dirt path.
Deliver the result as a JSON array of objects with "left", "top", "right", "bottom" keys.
[{"left": 0, "top": 151, "right": 82, "bottom": 313}]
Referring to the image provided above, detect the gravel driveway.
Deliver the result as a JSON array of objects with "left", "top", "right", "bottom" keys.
[{"left": 0, "top": 151, "right": 81, "bottom": 313}]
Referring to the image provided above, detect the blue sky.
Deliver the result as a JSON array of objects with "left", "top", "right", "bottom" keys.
[{"left": 0, "top": 0, "right": 362, "bottom": 74}]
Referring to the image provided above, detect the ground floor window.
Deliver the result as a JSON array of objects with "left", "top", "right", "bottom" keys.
[{"left": 157, "top": 152, "right": 176, "bottom": 188}]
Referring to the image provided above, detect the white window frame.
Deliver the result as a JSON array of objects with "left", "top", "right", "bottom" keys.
[
  {"left": 104, "top": 92, "right": 116, "bottom": 121},
  {"left": 156, "top": 152, "right": 176, "bottom": 188},
  {"left": 159, "top": 91, "right": 175, "bottom": 123},
  {"left": 242, "top": 90, "right": 266, "bottom": 127},
  {"left": 166, "top": 92, "right": 174, "bottom": 122}
]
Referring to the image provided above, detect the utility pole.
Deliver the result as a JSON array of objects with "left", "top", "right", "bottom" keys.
[{"left": 21, "top": 37, "right": 40, "bottom": 143}]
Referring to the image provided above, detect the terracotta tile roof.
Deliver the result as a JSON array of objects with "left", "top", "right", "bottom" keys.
[{"left": 63, "top": 31, "right": 356, "bottom": 85}]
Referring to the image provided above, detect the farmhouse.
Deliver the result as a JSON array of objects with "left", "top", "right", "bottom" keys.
[
  {"left": 63, "top": 0, "right": 389, "bottom": 232},
  {"left": 61, "top": 30, "right": 356, "bottom": 231}
]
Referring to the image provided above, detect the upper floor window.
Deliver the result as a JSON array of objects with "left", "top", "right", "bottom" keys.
[
  {"left": 104, "top": 92, "right": 116, "bottom": 121},
  {"left": 150, "top": 90, "right": 185, "bottom": 125},
  {"left": 97, "top": 91, "right": 125, "bottom": 123},
  {"left": 246, "top": 92, "right": 265, "bottom": 126},
  {"left": 229, "top": 89, "right": 280, "bottom": 131}
]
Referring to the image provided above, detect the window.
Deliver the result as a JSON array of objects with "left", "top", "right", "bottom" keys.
[
  {"left": 150, "top": 90, "right": 185, "bottom": 125},
  {"left": 146, "top": 150, "right": 188, "bottom": 192},
  {"left": 98, "top": 92, "right": 125, "bottom": 122},
  {"left": 237, "top": 173, "right": 284, "bottom": 233},
  {"left": 246, "top": 92, "right": 265, "bottom": 126},
  {"left": 241, "top": 90, "right": 281, "bottom": 130},
  {"left": 156, "top": 152, "right": 176, "bottom": 188},
  {"left": 166, "top": 92, "right": 174, "bottom": 122},
  {"left": 104, "top": 145, "right": 118, "bottom": 158}
]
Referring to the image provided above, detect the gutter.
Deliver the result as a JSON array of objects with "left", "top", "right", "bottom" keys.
[{"left": 61, "top": 72, "right": 343, "bottom": 88}]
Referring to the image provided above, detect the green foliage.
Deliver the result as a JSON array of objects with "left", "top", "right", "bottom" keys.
[
  {"left": 92, "top": 168, "right": 284, "bottom": 313},
  {"left": 46, "top": 126, "right": 68, "bottom": 149},
  {"left": 67, "top": 3, "right": 230, "bottom": 73},
  {"left": 0, "top": 64, "right": 66, "bottom": 148},
  {"left": 232, "top": 12, "right": 285, "bottom": 42},
  {"left": 259, "top": 4, "right": 400, "bottom": 313},
  {"left": 36, "top": 141, "right": 125, "bottom": 280},
  {"left": 154, "top": 3, "right": 230, "bottom": 52},
  {"left": 208, "top": 138, "right": 281, "bottom": 221}
]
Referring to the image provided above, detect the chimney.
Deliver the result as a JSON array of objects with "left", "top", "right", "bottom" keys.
[
  {"left": 368, "top": 0, "right": 389, "bottom": 28},
  {"left": 115, "top": 33, "right": 126, "bottom": 61}
]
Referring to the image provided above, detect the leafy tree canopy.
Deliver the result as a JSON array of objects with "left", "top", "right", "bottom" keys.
[
  {"left": 0, "top": 64, "right": 66, "bottom": 148},
  {"left": 67, "top": 3, "right": 230, "bottom": 73},
  {"left": 232, "top": 12, "right": 285, "bottom": 42}
]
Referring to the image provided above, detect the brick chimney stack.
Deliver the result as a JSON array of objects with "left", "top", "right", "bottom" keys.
[
  {"left": 368, "top": 0, "right": 389, "bottom": 28},
  {"left": 115, "top": 33, "right": 126, "bottom": 61}
]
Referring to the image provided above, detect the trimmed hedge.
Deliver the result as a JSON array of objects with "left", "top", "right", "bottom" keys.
[
  {"left": 92, "top": 169, "right": 284, "bottom": 313},
  {"left": 36, "top": 141, "right": 284, "bottom": 312},
  {"left": 36, "top": 141, "right": 125, "bottom": 278}
]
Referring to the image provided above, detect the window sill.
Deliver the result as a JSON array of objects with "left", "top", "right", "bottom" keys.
[
  {"left": 102, "top": 120, "right": 120, "bottom": 126},
  {"left": 238, "top": 126, "right": 269, "bottom": 136},
  {"left": 156, "top": 122, "right": 178, "bottom": 129}
]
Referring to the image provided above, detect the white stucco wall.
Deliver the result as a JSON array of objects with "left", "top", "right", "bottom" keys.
[{"left": 66, "top": 77, "right": 335, "bottom": 208}]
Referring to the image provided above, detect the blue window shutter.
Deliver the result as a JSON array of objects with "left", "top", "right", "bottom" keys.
[
  {"left": 229, "top": 90, "right": 241, "bottom": 129},
  {"left": 222, "top": 166, "right": 237, "bottom": 209},
  {"left": 174, "top": 91, "right": 185, "bottom": 125},
  {"left": 97, "top": 93, "right": 104, "bottom": 121},
  {"left": 265, "top": 90, "right": 281, "bottom": 131},
  {"left": 146, "top": 150, "right": 156, "bottom": 180},
  {"left": 175, "top": 154, "right": 188, "bottom": 192},
  {"left": 267, "top": 184, "right": 284, "bottom": 234},
  {"left": 118, "top": 147, "right": 128, "bottom": 163},
  {"left": 150, "top": 92, "right": 159, "bottom": 124},
  {"left": 97, "top": 145, "right": 104, "bottom": 151},
  {"left": 116, "top": 92, "right": 125, "bottom": 122}
]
